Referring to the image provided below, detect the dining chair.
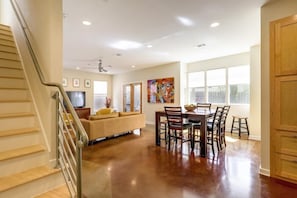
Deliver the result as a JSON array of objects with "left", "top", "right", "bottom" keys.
[
  {"left": 159, "top": 116, "right": 168, "bottom": 145},
  {"left": 189, "top": 103, "right": 212, "bottom": 124},
  {"left": 219, "top": 105, "right": 230, "bottom": 150},
  {"left": 164, "top": 106, "right": 192, "bottom": 151},
  {"left": 197, "top": 103, "right": 212, "bottom": 111},
  {"left": 206, "top": 106, "right": 224, "bottom": 155},
  {"left": 191, "top": 103, "right": 212, "bottom": 149}
]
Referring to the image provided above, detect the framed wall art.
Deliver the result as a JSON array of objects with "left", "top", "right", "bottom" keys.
[
  {"left": 73, "top": 78, "right": 80, "bottom": 87},
  {"left": 147, "top": 77, "right": 174, "bottom": 103},
  {"left": 62, "top": 78, "right": 68, "bottom": 87},
  {"left": 84, "top": 79, "right": 91, "bottom": 88}
]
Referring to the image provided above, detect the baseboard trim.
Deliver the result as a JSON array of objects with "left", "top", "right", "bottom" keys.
[
  {"left": 146, "top": 121, "right": 154, "bottom": 125},
  {"left": 259, "top": 166, "right": 270, "bottom": 177},
  {"left": 248, "top": 135, "right": 261, "bottom": 141}
]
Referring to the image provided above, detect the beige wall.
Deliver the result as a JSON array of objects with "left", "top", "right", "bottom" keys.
[
  {"left": 249, "top": 45, "right": 261, "bottom": 139},
  {"left": 1, "top": 0, "right": 63, "bottom": 159},
  {"left": 0, "top": 1, "right": 2, "bottom": 22},
  {"left": 0, "top": 0, "right": 9, "bottom": 23},
  {"left": 113, "top": 62, "right": 181, "bottom": 124},
  {"left": 63, "top": 69, "right": 113, "bottom": 114},
  {"left": 260, "top": 0, "right": 297, "bottom": 176},
  {"left": 187, "top": 50, "right": 261, "bottom": 140}
]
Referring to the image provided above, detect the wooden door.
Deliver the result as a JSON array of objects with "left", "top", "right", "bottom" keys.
[{"left": 270, "top": 15, "right": 297, "bottom": 183}]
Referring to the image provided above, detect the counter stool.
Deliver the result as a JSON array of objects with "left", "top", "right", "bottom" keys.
[{"left": 231, "top": 115, "right": 250, "bottom": 137}]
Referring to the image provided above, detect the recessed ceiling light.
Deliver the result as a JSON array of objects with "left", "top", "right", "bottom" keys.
[
  {"left": 210, "top": 22, "right": 220, "bottom": 28},
  {"left": 146, "top": 44, "right": 153, "bottom": 48},
  {"left": 111, "top": 40, "right": 142, "bottom": 50},
  {"left": 177, "top": 16, "right": 194, "bottom": 26},
  {"left": 131, "top": 65, "right": 136, "bottom": 68},
  {"left": 76, "top": 66, "right": 80, "bottom": 70},
  {"left": 82, "top": 20, "right": 92, "bottom": 26}
]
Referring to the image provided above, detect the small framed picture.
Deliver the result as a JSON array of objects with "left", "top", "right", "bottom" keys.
[
  {"left": 84, "top": 79, "right": 91, "bottom": 88},
  {"left": 73, "top": 78, "right": 80, "bottom": 87},
  {"left": 62, "top": 78, "right": 68, "bottom": 87}
]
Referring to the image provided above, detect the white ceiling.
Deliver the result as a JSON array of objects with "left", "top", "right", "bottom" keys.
[{"left": 63, "top": 0, "right": 269, "bottom": 74}]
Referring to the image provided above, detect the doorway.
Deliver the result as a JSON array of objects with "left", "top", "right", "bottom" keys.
[{"left": 123, "top": 82, "right": 142, "bottom": 112}]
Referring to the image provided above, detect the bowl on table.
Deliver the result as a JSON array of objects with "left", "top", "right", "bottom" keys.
[{"left": 184, "top": 104, "right": 197, "bottom": 111}]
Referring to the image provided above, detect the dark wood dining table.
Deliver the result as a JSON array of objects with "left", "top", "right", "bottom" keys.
[{"left": 155, "top": 109, "right": 214, "bottom": 157}]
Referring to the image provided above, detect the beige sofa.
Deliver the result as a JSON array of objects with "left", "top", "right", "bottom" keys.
[{"left": 80, "top": 112, "right": 146, "bottom": 142}]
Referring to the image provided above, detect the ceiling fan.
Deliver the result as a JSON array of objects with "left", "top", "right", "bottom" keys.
[
  {"left": 83, "top": 59, "right": 112, "bottom": 73},
  {"left": 97, "top": 59, "right": 110, "bottom": 72}
]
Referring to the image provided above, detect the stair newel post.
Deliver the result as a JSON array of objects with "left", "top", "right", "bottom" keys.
[
  {"left": 53, "top": 91, "right": 60, "bottom": 169},
  {"left": 77, "top": 140, "right": 84, "bottom": 198}
]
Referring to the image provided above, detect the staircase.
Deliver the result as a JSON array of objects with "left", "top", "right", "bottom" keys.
[{"left": 0, "top": 24, "right": 68, "bottom": 197}]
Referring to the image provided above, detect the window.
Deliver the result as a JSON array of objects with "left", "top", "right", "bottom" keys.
[
  {"left": 187, "top": 65, "right": 250, "bottom": 105},
  {"left": 207, "top": 69, "right": 226, "bottom": 103},
  {"left": 93, "top": 81, "right": 107, "bottom": 111},
  {"left": 188, "top": 72, "right": 205, "bottom": 103},
  {"left": 228, "top": 65, "right": 250, "bottom": 104}
]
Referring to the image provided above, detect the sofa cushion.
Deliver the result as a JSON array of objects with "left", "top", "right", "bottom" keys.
[
  {"left": 90, "top": 112, "right": 119, "bottom": 120},
  {"left": 96, "top": 108, "right": 113, "bottom": 115},
  {"left": 119, "top": 111, "right": 140, "bottom": 117}
]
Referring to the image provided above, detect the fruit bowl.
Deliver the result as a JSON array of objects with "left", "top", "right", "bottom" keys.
[{"left": 184, "top": 104, "right": 197, "bottom": 111}]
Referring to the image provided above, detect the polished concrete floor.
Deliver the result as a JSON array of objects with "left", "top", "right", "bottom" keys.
[{"left": 82, "top": 125, "right": 297, "bottom": 198}]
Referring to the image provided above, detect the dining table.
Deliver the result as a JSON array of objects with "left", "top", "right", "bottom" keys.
[{"left": 155, "top": 109, "right": 215, "bottom": 157}]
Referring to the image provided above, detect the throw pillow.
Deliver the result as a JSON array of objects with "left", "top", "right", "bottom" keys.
[
  {"left": 63, "top": 113, "right": 73, "bottom": 125},
  {"left": 90, "top": 112, "right": 119, "bottom": 120},
  {"left": 96, "top": 108, "right": 113, "bottom": 115},
  {"left": 119, "top": 112, "right": 140, "bottom": 117}
]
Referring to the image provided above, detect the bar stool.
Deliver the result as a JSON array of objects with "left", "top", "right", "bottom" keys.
[{"left": 231, "top": 115, "right": 250, "bottom": 137}]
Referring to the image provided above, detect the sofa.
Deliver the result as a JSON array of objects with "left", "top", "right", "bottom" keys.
[{"left": 80, "top": 110, "right": 146, "bottom": 142}]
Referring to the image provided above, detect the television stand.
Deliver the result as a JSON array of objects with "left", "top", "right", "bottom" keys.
[{"left": 74, "top": 107, "right": 90, "bottom": 119}]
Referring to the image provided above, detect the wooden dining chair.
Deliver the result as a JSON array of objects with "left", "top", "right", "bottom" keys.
[
  {"left": 191, "top": 103, "right": 212, "bottom": 149},
  {"left": 159, "top": 116, "right": 168, "bottom": 145},
  {"left": 219, "top": 105, "right": 230, "bottom": 150},
  {"left": 206, "top": 106, "right": 224, "bottom": 155},
  {"left": 189, "top": 102, "right": 212, "bottom": 123},
  {"left": 164, "top": 106, "right": 192, "bottom": 151},
  {"left": 197, "top": 103, "right": 212, "bottom": 111}
]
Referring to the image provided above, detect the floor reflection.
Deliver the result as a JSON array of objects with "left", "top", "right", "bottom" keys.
[{"left": 82, "top": 125, "right": 297, "bottom": 198}]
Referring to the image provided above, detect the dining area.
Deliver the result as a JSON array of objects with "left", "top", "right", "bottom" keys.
[{"left": 155, "top": 103, "right": 230, "bottom": 157}]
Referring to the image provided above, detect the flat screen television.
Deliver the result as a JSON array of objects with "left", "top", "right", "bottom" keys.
[{"left": 65, "top": 91, "right": 86, "bottom": 108}]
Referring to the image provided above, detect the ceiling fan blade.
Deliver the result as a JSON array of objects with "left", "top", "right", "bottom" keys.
[{"left": 98, "top": 66, "right": 108, "bottom": 72}]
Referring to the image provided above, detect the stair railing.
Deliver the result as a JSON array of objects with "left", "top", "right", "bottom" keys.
[{"left": 9, "top": 0, "right": 89, "bottom": 197}]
